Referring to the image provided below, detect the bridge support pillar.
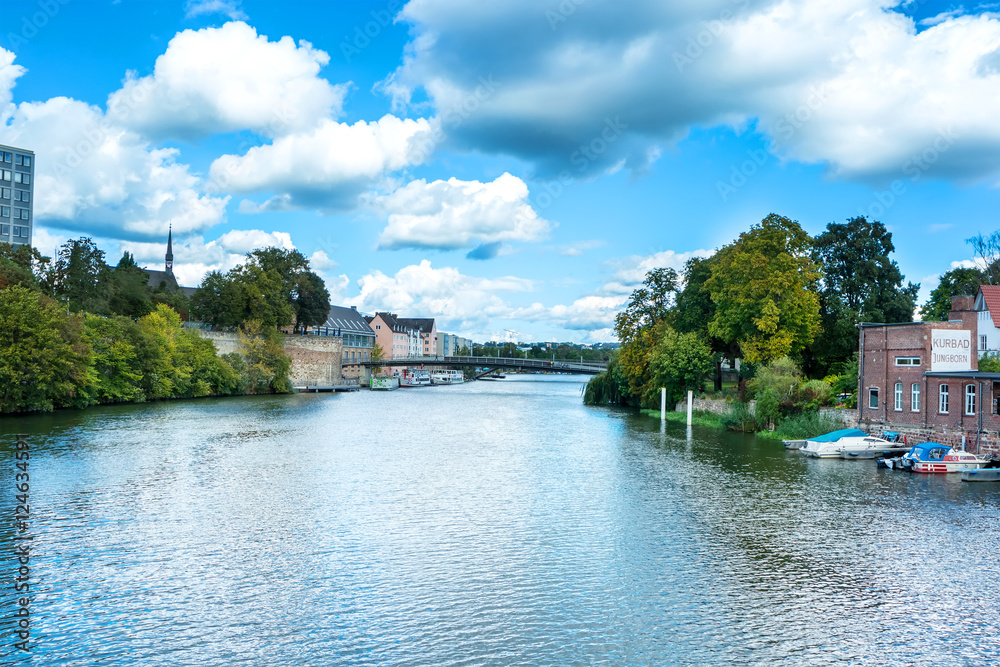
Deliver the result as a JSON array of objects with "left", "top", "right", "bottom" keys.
[{"left": 361, "top": 365, "right": 372, "bottom": 387}]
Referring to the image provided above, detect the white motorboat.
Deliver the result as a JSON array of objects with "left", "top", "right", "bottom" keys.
[
  {"left": 903, "top": 443, "right": 989, "bottom": 473},
  {"left": 399, "top": 369, "right": 431, "bottom": 387},
  {"left": 800, "top": 428, "right": 869, "bottom": 458},
  {"left": 431, "top": 369, "right": 464, "bottom": 385},
  {"left": 839, "top": 435, "right": 909, "bottom": 459}
]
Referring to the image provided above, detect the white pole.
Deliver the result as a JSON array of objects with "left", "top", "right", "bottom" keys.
[
  {"left": 660, "top": 387, "right": 666, "bottom": 421},
  {"left": 687, "top": 390, "right": 693, "bottom": 426}
]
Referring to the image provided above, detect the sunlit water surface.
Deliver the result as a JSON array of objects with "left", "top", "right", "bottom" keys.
[{"left": 1, "top": 376, "right": 999, "bottom": 665}]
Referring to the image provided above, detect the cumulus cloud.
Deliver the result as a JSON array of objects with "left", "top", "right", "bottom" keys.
[
  {"left": 2, "top": 93, "right": 228, "bottom": 239},
  {"left": 185, "top": 0, "right": 248, "bottom": 21},
  {"left": 107, "top": 22, "right": 346, "bottom": 140},
  {"left": 346, "top": 259, "right": 533, "bottom": 330},
  {"left": 388, "top": 1, "right": 1000, "bottom": 184},
  {"left": 0, "top": 47, "right": 25, "bottom": 111},
  {"left": 512, "top": 295, "right": 626, "bottom": 332},
  {"left": 375, "top": 173, "right": 549, "bottom": 251},
  {"left": 210, "top": 115, "right": 433, "bottom": 211},
  {"left": 559, "top": 240, "right": 605, "bottom": 257},
  {"left": 603, "top": 248, "right": 714, "bottom": 294}
]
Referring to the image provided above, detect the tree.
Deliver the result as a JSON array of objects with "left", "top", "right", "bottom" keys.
[
  {"left": 647, "top": 328, "right": 714, "bottom": 406},
  {"left": 370, "top": 342, "right": 386, "bottom": 374},
  {"left": 108, "top": 252, "right": 155, "bottom": 319},
  {"left": 0, "top": 242, "right": 50, "bottom": 289},
  {"left": 706, "top": 214, "right": 821, "bottom": 364},
  {"left": 83, "top": 314, "right": 145, "bottom": 404},
  {"left": 921, "top": 267, "right": 983, "bottom": 321},
  {"left": 0, "top": 286, "right": 93, "bottom": 413},
  {"left": 50, "top": 238, "right": 112, "bottom": 314},
  {"left": 966, "top": 230, "right": 1000, "bottom": 285},
  {"left": 813, "top": 217, "right": 918, "bottom": 321},
  {"left": 191, "top": 270, "right": 244, "bottom": 328},
  {"left": 293, "top": 271, "right": 330, "bottom": 332},
  {"left": 237, "top": 319, "right": 292, "bottom": 394},
  {"left": 613, "top": 267, "right": 679, "bottom": 344}
]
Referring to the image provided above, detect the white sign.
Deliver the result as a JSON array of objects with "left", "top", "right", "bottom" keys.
[{"left": 931, "top": 329, "right": 972, "bottom": 372}]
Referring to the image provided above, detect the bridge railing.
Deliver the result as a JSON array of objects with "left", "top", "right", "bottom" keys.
[{"left": 357, "top": 355, "right": 607, "bottom": 372}]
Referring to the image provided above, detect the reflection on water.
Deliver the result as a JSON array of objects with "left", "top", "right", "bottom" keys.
[{"left": 1, "top": 377, "right": 998, "bottom": 665}]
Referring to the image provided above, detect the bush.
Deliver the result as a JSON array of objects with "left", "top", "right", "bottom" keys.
[
  {"left": 980, "top": 354, "right": 1000, "bottom": 373},
  {"left": 799, "top": 378, "right": 833, "bottom": 409},
  {"left": 774, "top": 411, "right": 845, "bottom": 440},
  {"left": 721, "top": 402, "right": 758, "bottom": 432}
]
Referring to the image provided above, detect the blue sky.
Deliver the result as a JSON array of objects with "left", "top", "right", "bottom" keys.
[{"left": 2, "top": 0, "right": 999, "bottom": 343}]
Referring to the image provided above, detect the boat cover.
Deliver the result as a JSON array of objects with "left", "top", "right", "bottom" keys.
[{"left": 809, "top": 428, "right": 867, "bottom": 442}]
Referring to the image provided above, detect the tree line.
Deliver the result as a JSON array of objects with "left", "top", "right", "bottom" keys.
[
  {"left": 586, "top": 213, "right": 993, "bottom": 415},
  {"left": 0, "top": 239, "right": 331, "bottom": 414}
]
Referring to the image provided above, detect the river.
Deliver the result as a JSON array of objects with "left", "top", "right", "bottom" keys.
[{"left": 1, "top": 375, "right": 999, "bottom": 665}]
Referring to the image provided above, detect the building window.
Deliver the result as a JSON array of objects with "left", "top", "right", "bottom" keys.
[
  {"left": 939, "top": 384, "right": 949, "bottom": 414},
  {"left": 0, "top": 206, "right": 8, "bottom": 217},
  {"left": 868, "top": 387, "right": 879, "bottom": 409},
  {"left": 23, "top": 156, "right": 30, "bottom": 167},
  {"left": 0, "top": 224, "right": 8, "bottom": 235},
  {"left": 1, "top": 152, "right": 10, "bottom": 162},
  {"left": 911, "top": 383, "right": 920, "bottom": 412},
  {"left": 0, "top": 188, "right": 8, "bottom": 199},
  {"left": 13, "top": 173, "right": 29, "bottom": 185},
  {"left": 982, "top": 334, "right": 989, "bottom": 352},
  {"left": 966, "top": 385, "right": 977, "bottom": 416},
  {"left": 13, "top": 226, "right": 27, "bottom": 238},
  {"left": 894, "top": 382, "right": 902, "bottom": 411},
  {"left": 894, "top": 357, "right": 921, "bottom": 366},
  {"left": 1, "top": 170, "right": 10, "bottom": 181}
]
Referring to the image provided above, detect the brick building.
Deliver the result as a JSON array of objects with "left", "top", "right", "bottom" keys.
[{"left": 858, "top": 295, "right": 999, "bottom": 457}]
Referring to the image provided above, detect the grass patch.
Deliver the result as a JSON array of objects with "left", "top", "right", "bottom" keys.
[{"left": 640, "top": 408, "right": 724, "bottom": 428}]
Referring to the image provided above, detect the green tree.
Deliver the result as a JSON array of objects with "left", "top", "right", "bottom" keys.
[
  {"left": 583, "top": 352, "right": 629, "bottom": 406},
  {"left": 0, "top": 285, "right": 93, "bottom": 413},
  {"left": 613, "top": 267, "right": 678, "bottom": 344},
  {"left": 293, "top": 271, "right": 330, "bottom": 332},
  {"left": 370, "top": 342, "right": 386, "bottom": 374},
  {"left": 237, "top": 319, "right": 292, "bottom": 394},
  {"left": 83, "top": 314, "right": 145, "bottom": 403},
  {"left": 921, "top": 267, "right": 983, "bottom": 321},
  {"left": 108, "top": 252, "right": 155, "bottom": 318},
  {"left": 647, "top": 327, "right": 714, "bottom": 407},
  {"left": 191, "top": 270, "right": 244, "bottom": 328},
  {"left": 50, "top": 238, "right": 112, "bottom": 314},
  {"left": 706, "top": 214, "right": 821, "bottom": 364},
  {"left": 0, "top": 242, "right": 50, "bottom": 290}
]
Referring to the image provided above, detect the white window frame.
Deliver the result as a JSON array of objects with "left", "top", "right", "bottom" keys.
[
  {"left": 911, "top": 383, "right": 920, "bottom": 412},
  {"left": 869, "top": 387, "right": 879, "bottom": 409},
  {"left": 965, "top": 384, "right": 977, "bottom": 416},
  {"left": 895, "top": 357, "right": 921, "bottom": 367},
  {"left": 894, "top": 382, "right": 903, "bottom": 411},
  {"left": 939, "top": 384, "right": 949, "bottom": 414},
  {"left": 982, "top": 334, "right": 989, "bottom": 352}
]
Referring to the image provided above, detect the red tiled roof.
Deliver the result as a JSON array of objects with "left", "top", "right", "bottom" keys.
[{"left": 981, "top": 285, "right": 1000, "bottom": 328}]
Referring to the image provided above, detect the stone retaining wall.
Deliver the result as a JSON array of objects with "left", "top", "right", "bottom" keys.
[{"left": 200, "top": 331, "right": 344, "bottom": 387}]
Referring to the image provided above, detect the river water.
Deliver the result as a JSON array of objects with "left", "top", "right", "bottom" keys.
[{"left": 1, "top": 375, "right": 999, "bottom": 665}]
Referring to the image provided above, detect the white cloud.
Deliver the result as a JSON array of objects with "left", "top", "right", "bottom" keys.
[
  {"left": 346, "top": 259, "right": 533, "bottom": 330},
  {"left": 185, "top": 0, "right": 248, "bottom": 21},
  {"left": 559, "top": 240, "right": 605, "bottom": 257},
  {"left": 210, "top": 115, "right": 433, "bottom": 211},
  {"left": 107, "top": 22, "right": 346, "bottom": 140},
  {"left": 375, "top": 173, "right": 550, "bottom": 250},
  {"left": 1, "top": 93, "right": 228, "bottom": 239},
  {"left": 951, "top": 259, "right": 980, "bottom": 269},
  {"left": 0, "top": 47, "right": 25, "bottom": 111},
  {"left": 608, "top": 248, "right": 714, "bottom": 288},
  {"left": 388, "top": 1, "right": 1000, "bottom": 184},
  {"left": 512, "top": 295, "right": 626, "bottom": 332}
]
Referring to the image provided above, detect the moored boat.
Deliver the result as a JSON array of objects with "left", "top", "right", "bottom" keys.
[
  {"left": 431, "top": 369, "right": 464, "bottom": 385},
  {"left": 399, "top": 369, "right": 432, "bottom": 387},
  {"left": 903, "top": 443, "right": 988, "bottom": 473},
  {"left": 839, "top": 432, "right": 909, "bottom": 459},
  {"left": 370, "top": 376, "right": 399, "bottom": 391},
  {"left": 800, "top": 428, "right": 869, "bottom": 458},
  {"left": 783, "top": 439, "right": 806, "bottom": 450}
]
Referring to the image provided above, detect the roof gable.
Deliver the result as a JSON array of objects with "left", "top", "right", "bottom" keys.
[{"left": 979, "top": 285, "right": 1000, "bottom": 328}]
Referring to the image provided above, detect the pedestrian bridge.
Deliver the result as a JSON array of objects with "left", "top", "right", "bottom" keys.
[{"left": 352, "top": 355, "right": 607, "bottom": 376}]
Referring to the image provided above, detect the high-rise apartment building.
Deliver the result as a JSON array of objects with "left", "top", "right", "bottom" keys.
[{"left": 0, "top": 144, "right": 34, "bottom": 247}]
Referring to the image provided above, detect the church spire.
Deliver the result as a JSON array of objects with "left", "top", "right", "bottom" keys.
[{"left": 165, "top": 224, "right": 174, "bottom": 272}]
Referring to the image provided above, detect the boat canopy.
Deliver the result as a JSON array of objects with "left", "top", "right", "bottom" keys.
[
  {"left": 905, "top": 443, "right": 951, "bottom": 461},
  {"left": 809, "top": 428, "right": 867, "bottom": 442}
]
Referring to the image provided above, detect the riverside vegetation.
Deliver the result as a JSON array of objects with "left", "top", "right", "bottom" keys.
[
  {"left": 0, "top": 240, "right": 325, "bottom": 414},
  {"left": 585, "top": 213, "right": 999, "bottom": 438}
]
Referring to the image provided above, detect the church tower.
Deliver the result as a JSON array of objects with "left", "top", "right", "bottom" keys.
[{"left": 165, "top": 224, "right": 174, "bottom": 272}]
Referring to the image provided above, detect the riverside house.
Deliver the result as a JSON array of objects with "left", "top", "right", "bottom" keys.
[{"left": 858, "top": 294, "right": 999, "bottom": 457}]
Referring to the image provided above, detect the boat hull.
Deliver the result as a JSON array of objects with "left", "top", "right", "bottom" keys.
[{"left": 913, "top": 461, "right": 985, "bottom": 474}]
